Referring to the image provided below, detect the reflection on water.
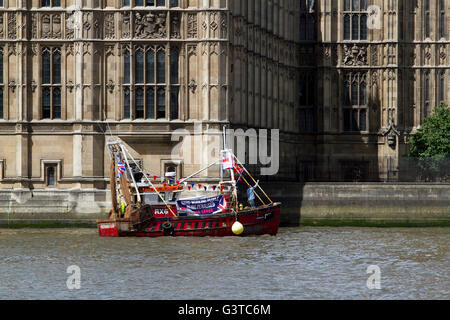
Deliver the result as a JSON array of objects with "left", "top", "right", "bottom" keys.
[{"left": 0, "top": 227, "right": 449, "bottom": 300}]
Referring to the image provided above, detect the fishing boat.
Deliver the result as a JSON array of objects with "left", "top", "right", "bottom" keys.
[{"left": 97, "top": 129, "right": 281, "bottom": 237}]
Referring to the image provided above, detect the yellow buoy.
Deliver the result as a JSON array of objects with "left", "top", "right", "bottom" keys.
[{"left": 232, "top": 221, "right": 244, "bottom": 235}]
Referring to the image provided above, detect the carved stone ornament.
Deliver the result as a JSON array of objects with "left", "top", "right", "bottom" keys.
[
  {"left": 66, "top": 80, "right": 75, "bottom": 93},
  {"left": 134, "top": 12, "right": 167, "bottom": 39},
  {"left": 188, "top": 79, "right": 197, "bottom": 93},
  {"left": 381, "top": 117, "right": 401, "bottom": 148},
  {"left": 30, "top": 80, "right": 37, "bottom": 92},
  {"left": 106, "top": 79, "right": 115, "bottom": 94},
  {"left": 104, "top": 13, "right": 115, "bottom": 39},
  {"left": 7, "top": 13, "right": 16, "bottom": 39},
  {"left": 8, "top": 80, "right": 17, "bottom": 92},
  {"left": 0, "top": 14, "right": 4, "bottom": 38},
  {"left": 343, "top": 44, "right": 367, "bottom": 66},
  {"left": 187, "top": 13, "right": 198, "bottom": 38}
]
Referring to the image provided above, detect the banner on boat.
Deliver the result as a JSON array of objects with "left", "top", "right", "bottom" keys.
[{"left": 176, "top": 196, "right": 227, "bottom": 215}]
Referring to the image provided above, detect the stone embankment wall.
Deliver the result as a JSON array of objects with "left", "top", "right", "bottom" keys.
[
  {"left": 0, "top": 183, "right": 449, "bottom": 227},
  {"left": 266, "top": 183, "right": 450, "bottom": 227}
]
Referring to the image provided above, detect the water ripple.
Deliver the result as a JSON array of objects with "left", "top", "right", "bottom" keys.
[{"left": 0, "top": 227, "right": 449, "bottom": 300}]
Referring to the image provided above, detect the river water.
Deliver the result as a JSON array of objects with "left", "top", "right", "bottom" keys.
[{"left": 0, "top": 227, "right": 448, "bottom": 300}]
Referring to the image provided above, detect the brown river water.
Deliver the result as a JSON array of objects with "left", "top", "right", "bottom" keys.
[{"left": 0, "top": 227, "right": 448, "bottom": 300}]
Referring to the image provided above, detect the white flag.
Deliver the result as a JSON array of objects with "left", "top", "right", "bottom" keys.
[{"left": 221, "top": 151, "right": 233, "bottom": 171}]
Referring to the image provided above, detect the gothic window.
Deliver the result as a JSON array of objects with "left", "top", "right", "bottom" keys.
[
  {"left": 343, "top": 0, "right": 368, "bottom": 40},
  {"left": 41, "top": 0, "right": 60, "bottom": 7},
  {"left": 124, "top": 87, "right": 131, "bottom": 119},
  {"left": 0, "top": 49, "right": 3, "bottom": 120},
  {"left": 424, "top": 73, "right": 430, "bottom": 117},
  {"left": 170, "top": 48, "right": 179, "bottom": 120},
  {"left": 425, "top": 0, "right": 431, "bottom": 38},
  {"left": 123, "top": 45, "right": 179, "bottom": 120},
  {"left": 299, "top": 72, "right": 315, "bottom": 133},
  {"left": 41, "top": 48, "right": 61, "bottom": 119},
  {"left": 440, "top": 72, "right": 446, "bottom": 103},
  {"left": 128, "top": 0, "right": 166, "bottom": 7},
  {"left": 343, "top": 73, "right": 368, "bottom": 132},
  {"left": 440, "top": 0, "right": 446, "bottom": 39},
  {"left": 299, "top": 0, "right": 316, "bottom": 41}
]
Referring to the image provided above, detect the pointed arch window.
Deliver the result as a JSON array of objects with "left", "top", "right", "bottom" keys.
[
  {"left": 170, "top": 48, "right": 180, "bottom": 120},
  {"left": 0, "top": 49, "right": 3, "bottom": 120},
  {"left": 440, "top": 0, "right": 446, "bottom": 39},
  {"left": 343, "top": 73, "right": 368, "bottom": 132},
  {"left": 41, "top": 0, "right": 60, "bottom": 7},
  {"left": 135, "top": 49, "right": 145, "bottom": 84},
  {"left": 299, "top": 0, "right": 316, "bottom": 41},
  {"left": 157, "top": 49, "right": 166, "bottom": 84},
  {"left": 425, "top": 0, "right": 431, "bottom": 38},
  {"left": 157, "top": 88, "right": 166, "bottom": 119},
  {"left": 146, "top": 50, "right": 155, "bottom": 83},
  {"left": 343, "top": 0, "right": 368, "bottom": 41},
  {"left": 344, "top": 15, "right": 351, "bottom": 40},
  {"left": 41, "top": 47, "right": 62, "bottom": 119},
  {"left": 123, "top": 45, "right": 179, "bottom": 120},
  {"left": 127, "top": 0, "right": 166, "bottom": 7},
  {"left": 440, "top": 72, "right": 446, "bottom": 103},
  {"left": 424, "top": 73, "right": 431, "bottom": 117}
]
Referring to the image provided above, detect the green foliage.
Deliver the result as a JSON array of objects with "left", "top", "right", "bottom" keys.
[
  {"left": 407, "top": 104, "right": 450, "bottom": 179},
  {"left": 408, "top": 103, "right": 450, "bottom": 158}
]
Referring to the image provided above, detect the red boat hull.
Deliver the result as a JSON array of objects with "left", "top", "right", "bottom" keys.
[{"left": 97, "top": 203, "right": 281, "bottom": 237}]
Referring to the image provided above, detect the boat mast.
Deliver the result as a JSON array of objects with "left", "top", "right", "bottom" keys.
[
  {"left": 222, "top": 125, "right": 238, "bottom": 210},
  {"left": 119, "top": 144, "right": 142, "bottom": 205}
]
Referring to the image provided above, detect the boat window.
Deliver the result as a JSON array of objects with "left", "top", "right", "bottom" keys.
[
  {"left": 169, "top": 192, "right": 178, "bottom": 202},
  {"left": 143, "top": 193, "right": 158, "bottom": 204}
]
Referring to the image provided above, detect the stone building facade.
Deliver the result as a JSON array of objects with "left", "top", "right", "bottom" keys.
[{"left": 0, "top": 0, "right": 448, "bottom": 197}]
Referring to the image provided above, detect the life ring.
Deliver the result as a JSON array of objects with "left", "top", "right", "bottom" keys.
[{"left": 162, "top": 221, "right": 174, "bottom": 236}]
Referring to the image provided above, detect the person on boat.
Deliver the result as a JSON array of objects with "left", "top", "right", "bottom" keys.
[{"left": 247, "top": 180, "right": 259, "bottom": 208}]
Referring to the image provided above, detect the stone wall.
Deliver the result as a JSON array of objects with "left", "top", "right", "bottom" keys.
[{"left": 266, "top": 183, "right": 450, "bottom": 227}]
